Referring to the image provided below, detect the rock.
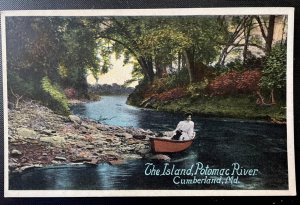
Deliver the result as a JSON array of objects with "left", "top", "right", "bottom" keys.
[
  {"left": 40, "top": 135, "right": 66, "bottom": 147},
  {"left": 105, "top": 138, "right": 113, "bottom": 143},
  {"left": 8, "top": 100, "right": 161, "bottom": 172},
  {"left": 80, "top": 127, "right": 88, "bottom": 134},
  {"left": 86, "top": 145, "right": 95, "bottom": 149},
  {"left": 115, "top": 133, "right": 133, "bottom": 139},
  {"left": 122, "top": 154, "right": 143, "bottom": 160},
  {"left": 91, "top": 139, "right": 105, "bottom": 146},
  {"left": 136, "top": 148, "right": 151, "bottom": 155},
  {"left": 127, "top": 140, "right": 138, "bottom": 145},
  {"left": 84, "top": 158, "right": 99, "bottom": 165},
  {"left": 17, "top": 164, "right": 43, "bottom": 172},
  {"left": 102, "top": 151, "right": 120, "bottom": 158},
  {"left": 8, "top": 102, "right": 15, "bottom": 110},
  {"left": 82, "top": 123, "right": 97, "bottom": 130},
  {"left": 40, "top": 129, "right": 56, "bottom": 135},
  {"left": 133, "top": 134, "right": 146, "bottom": 140},
  {"left": 96, "top": 124, "right": 110, "bottom": 131},
  {"left": 113, "top": 142, "right": 122, "bottom": 146},
  {"left": 76, "top": 136, "right": 86, "bottom": 140},
  {"left": 10, "top": 158, "right": 18, "bottom": 163},
  {"left": 68, "top": 115, "right": 82, "bottom": 124},
  {"left": 51, "top": 160, "right": 61, "bottom": 164},
  {"left": 76, "top": 142, "right": 86, "bottom": 148},
  {"left": 92, "top": 133, "right": 105, "bottom": 139},
  {"left": 17, "top": 128, "right": 38, "bottom": 140},
  {"left": 9, "top": 162, "right": 20, "bottom": 169},
  {"left": 54, "top": 156, "right": 67, "bottom": 161},
  {"left": 9, "top": 138, "right": 17, "bottom": 143},
  {"left": 11, "top": 149, "right": 22, "bottom": 156},
  {"left": 149, "top": 154, "right": 171, "bottom": 161},
  {"left": 108, "top": 159, "right": 126, "bottom": 165},
  {"left": 71, "top": 158, "right": 92, "bottom": 163},
  {"left": 125, "top": 146, "right": 136, "bottom": 151}
]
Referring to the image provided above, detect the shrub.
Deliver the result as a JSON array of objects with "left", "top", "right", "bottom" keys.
[
  {"left": 236, "top": 70, "right": 261, "bottom": 93},
  {"left": 260, "top": 43, "right": 286, "bottom": 91},
  {"left": 209, "top": 70, "right": 261, "bottom": 96},
  {"left": 187, "top": 79, "right": 209, "bottom": 98},
  {"left": 226, "top": 58, "right": 244, "bottom": 71},
  {"left": 244, "top": 55, "right": 265, "bottom": 69},
  {"left": 155, "top": 87, "right": 187, "bottom": 101},
  {"left": 64, "top": 87, "right": 77, "bottom": 99},
  {"left": 41, "top": 76, "right": 70, "bottom": 115}
]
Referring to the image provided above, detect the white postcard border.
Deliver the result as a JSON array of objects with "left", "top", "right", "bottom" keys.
[{"left": 1, "top": 7, "right": 296, "bottom": 197}]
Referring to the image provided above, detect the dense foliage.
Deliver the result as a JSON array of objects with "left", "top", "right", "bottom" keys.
[
  {"left": 6, "top": 15, "right": 287, "bottom": 117},
  {"left": 260, "top": 43, "right": 286, "bottom": 97}
]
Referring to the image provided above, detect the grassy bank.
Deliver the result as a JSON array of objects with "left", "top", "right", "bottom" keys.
[{"left": 129, "top": 94, "right": 286, "bottom": 122}]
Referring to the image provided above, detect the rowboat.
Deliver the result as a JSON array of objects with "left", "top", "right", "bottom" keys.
[{"left": 149, "top": 135, "right": 195, "bottom": 153}]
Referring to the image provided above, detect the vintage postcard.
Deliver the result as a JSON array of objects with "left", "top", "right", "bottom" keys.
[{"left": 1, "top": 8, "right": 296, "bottom": 197}]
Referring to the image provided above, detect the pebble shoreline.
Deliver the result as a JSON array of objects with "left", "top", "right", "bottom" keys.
[{"left": 8, "top": 101, "right": 170, "bottom": 173}]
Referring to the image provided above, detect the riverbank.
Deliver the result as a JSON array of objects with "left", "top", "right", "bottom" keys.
[
  {"left": 127, "top": 88, "right": 286, "bottom": 123},
  {"left": 8, "top": 101, "right": 163, "bottom": 173}
]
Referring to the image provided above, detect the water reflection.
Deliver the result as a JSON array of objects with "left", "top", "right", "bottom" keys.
[{"left": 71, "top": 95, "right": 187, "bottom": 131}]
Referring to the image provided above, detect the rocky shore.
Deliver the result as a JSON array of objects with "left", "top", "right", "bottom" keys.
[{"left": 8, "top": 101, "right": 168, "bottom": 173}]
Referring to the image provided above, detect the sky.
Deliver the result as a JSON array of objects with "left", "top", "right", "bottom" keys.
[{"left": 87, "top": 55, "right": 138, "bottom": 87}]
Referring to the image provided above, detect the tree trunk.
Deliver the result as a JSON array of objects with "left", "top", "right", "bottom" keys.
[
  {"left": 146, "top": 58, "right": 154, "bottom": 82},
  {"left": 243, "top": 18, "right": 252, "bottom": 66},
  {"left": 155, "top": 60, "right": 167, "bottom": 78},
  {"left": 10, "top": 88, "right": 23, "bottom": 109},
  {"left": 218, "top": 45, "right": 230, "bottom": 66},
  {"left": 256, "top": 90, "right": 266, "bottom": 105},
  {"left": 184, "top": 49, "right": 208, "bottom": 83},
  {"left": 281, "top": 16, "right": 287, "bottom": 45},
  {"left": 178, "top": 52, "right": 181, "bottom": 71},
  {"left": 183, "top": 50, "right": 193, "bottom": 84},
  {"left": 270, "top": 89, "right": 276, "bottom": 104},
  {"left": 266, "top": 15, "right": 275, "bottom": 55},
  {"left": 139, "top": 56, "right": 154, "bottom": 82}
]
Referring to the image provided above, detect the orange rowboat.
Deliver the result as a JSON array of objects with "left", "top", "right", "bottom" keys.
[{"left": 149, "top": 137, "right": 194, "bottom": 153}]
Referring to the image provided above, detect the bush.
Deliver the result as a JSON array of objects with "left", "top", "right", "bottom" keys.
[
  {"left": 8, "top": 71, "right": 35, "bottom": 100},
  {"left": 41, "top": 77, "right": 70, "bottom": 115},
  {"left": 244, "top": 55, "right": 265, "bottom": 69},
  {"left": 149, "top": 71, "right": 188, "bottom": 93},
  {"left": 187, "top": 80, "right": 209, "bottom": 98},
  {"left": 260, "top": 43, "right": 286, "bottom": 91},
  {"left": 208, "top": 70, "right": 261, "bottom": 96},
  {"left": 226, "top": 58, "right": 244, "bottom": 71},
  {"left": 236, "top": 70, "right": 262, "bottom": 93},
  {"left": 64, "top": 87, "right": 77, "bottom": 99},
  {"left": 154, "top": 87, "right": 187, "bottom": 101}
]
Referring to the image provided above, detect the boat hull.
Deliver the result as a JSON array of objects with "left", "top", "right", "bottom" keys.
[{"left": 150, "top": 137, "right": 194, "bottom": 153}]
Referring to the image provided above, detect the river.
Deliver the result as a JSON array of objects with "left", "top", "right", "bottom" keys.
[{"left": 10, "top": 95, "right": 288, "bottom": 190}]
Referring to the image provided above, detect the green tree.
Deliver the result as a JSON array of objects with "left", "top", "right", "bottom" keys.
[
  {"left": 178, "top": 16, "right": 223, "bottom": 83},
  {"left": 259, "top": 43, "right": 286, "bottom": 104},
  {"left": 90, "top": 16, "right": 223, "bottom": 84},
  {"left": 6, "top": 17, "right": 104, "bottom": 112},
  {"left": 58, "top": 17, "right": 102, "bottom": 97},
  {"left": 7, "top": 17, "right": 65, "bottom": 98}
]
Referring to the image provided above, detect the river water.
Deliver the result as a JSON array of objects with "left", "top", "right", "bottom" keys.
[{"left": 10, "top": 95, "right": 288, "bottom": 190}]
